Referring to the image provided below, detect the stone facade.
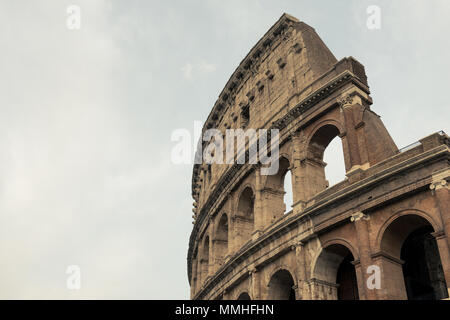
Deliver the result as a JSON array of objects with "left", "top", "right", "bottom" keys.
[{"left": 187, "top": 14, "right": 450, "bottom": 300}]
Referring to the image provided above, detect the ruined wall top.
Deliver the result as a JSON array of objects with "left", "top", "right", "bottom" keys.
[{"left": 191, "top": 13, "right": 368, "bottom": 200}]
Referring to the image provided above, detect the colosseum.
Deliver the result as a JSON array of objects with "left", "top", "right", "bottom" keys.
[{"left": 187, "top": 14, "right": 450, "bottom": 300}]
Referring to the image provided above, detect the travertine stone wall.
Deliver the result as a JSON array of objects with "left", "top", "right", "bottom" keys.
[{"left": 188, "top": 14, "right": 450, "bottom": 300}]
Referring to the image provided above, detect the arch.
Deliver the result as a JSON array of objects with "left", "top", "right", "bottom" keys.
[
  {"left": 320, "top": 238, "right": 360, "bottom": 262},
  {"left": 375, "top": 209, "right": 441, "bottom": 253},
  {"left": 207, "top": 164, "right": 212, "bottom": 182},
  {"left": 267, "top": 269, "right": 296, "bottom": 300},
  {"left": 214, "top": 212, "right": 229, "bottom": 266},
  {"left": 203, "top": 235, "right": 210, "bottom": 256},
  {"left": 262, "top": 156, "right": 292, "bottom": 218},
  {"left": 215, "top": 212, "right": 229, "bottom": 237},
  {"left": 283, "top": 170, "right": 293, "bottom": 213},
  {"left": 378, "top": 212, "right": 448, "bottom": 300},
  {"left": 302, "top": 122, "right": 347, "bottom": 199},
  {"left": 263, "top": 156, "right": 290, "bottom": 190},
  {"left": 306, "top": 118, "right": 345, "bottom": 150},
  {"left": 267, "top": 264, "right": 298, "bottom": 286},
  {"left": 234, "top": 183, "right": 256, "bottom": 212},
  {"left": 278, "top": 156, "right": 293, "bottom": 214},
  {"left": 278, "top": 151, "right": 292, "bottom": 166},
  {"left": 201, "top": 235, "right": 210, "bottom": 282},
  {"left": 324, "top": 135, "right": 347, "bottom": 186},
  {"left": 312, "top": 242, "right": 359, "bottom": 300},
  {"left": 237, "top": 292, "right": 251, "bottom": 300},
  {"left": 235, "top": 186, "right": 255, "bottom": 247},
  {"left": 237, "top": 187, "right": 255, "bottom": 218},
  {"left": 307, "top": 123, "right": 342, "bottom": 160}
]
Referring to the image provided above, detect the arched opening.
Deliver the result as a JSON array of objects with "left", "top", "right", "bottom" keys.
[
  {"left": 237, "top": 292, "right": 251, "bottom": 300},
  {"left": 312, "top": 243, "right": 359, "bottom": 300},
  {"left": 283, "top": 170, "right": 293, "bottom": 214},
  {"left": 207, "top": 164, "right": 212, "bottom": 183},
  {"left": 323, "top": 136, "right": 346, "bottom": 187},
  {"left": 192, "top": 252, "right": 199, "bottom": 293},
  {"left": 306, "top": 124, "right": 346, "bottom": 198},
  {"left": 267, "top": 269, "right": 296, "bottom": 300},
  {"left": 236, "top": 187, "right": 255, "bottom": 246},
  {"left": 201, "top": 236, "right": 210, "bottom": 282},
  {"left": 336, "top": 252, "right": 359, "bottom": 300},
  {"left": 214, "top": 213, "right": 229, "bottom": 267},
  {"left": 264, "top": 156, "right": 291, "bottom": 218},
  {"left": 380, "top": 214, "right": 448, "bottom": 300}
]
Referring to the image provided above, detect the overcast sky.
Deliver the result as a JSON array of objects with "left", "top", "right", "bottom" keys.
[{"left": 0, "top": 0, "right": 449, "bottom": 299}]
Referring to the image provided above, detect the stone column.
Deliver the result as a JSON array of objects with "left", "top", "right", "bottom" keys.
[
  {"left": 293, "top": 241, "right": 307, "bottom": 300},
  {"left": 254, "top": 166, "right": 285, "bottom": 237},
  {"left": 253, "top": 166, "right": 264, "bottom": 237},
  {"left": 352, "top": 261, "right": 366, "bottom": 300},
  {"left": 224, "top": 210, "right": 231, "bottom": 262},
  {"left": 212, "top": 239, "right": 223, "bottom": 272},
  {"left": 290, "top": 131, "right": 307, "bottom": 212},
  {"left": 338, "top": 95, "right": 362, "bottom": 171},
  {"left": 432, "top": 231, "right": 450, "bottom": 297},
  {"left": 431, "top": 170, "right": 450, "bottom": 249},
  {"left": 191, "top": 258, "right": 198, "bottom": 298},
  {"left": 350, "top": 212, "right": 378, "bottom": 299},
  {"left": 200, "top": 258, "right": 207, "bottom": 287},
  {"left": 249, "top": 267, "right": 261, "bottom": 300},
  {"left": 227, "top": 194, "right": 240, "bottom": 254},
  {"left": 337, "top": 88, "right": 397, "bottom": 175},
  {"left": 430, "top": 170, "right": 450, "bottom": 297},
  {"left": 207, "top": 231, "right": 214, "bottom": 279},
  {"left": 371, "top": 252, "right": 406, "bottom": 299}
]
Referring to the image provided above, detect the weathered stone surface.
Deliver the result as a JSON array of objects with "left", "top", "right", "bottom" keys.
[{"left": 187, "top": 14, "right": 450, "bottom": 300}]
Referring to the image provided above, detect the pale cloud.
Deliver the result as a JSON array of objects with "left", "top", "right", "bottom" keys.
[
  {"left": 181, "top": 61, "right": 217, "bottom": 80},
  {"left": 0, "top": 0, "right": 448, "bottom": 300}
]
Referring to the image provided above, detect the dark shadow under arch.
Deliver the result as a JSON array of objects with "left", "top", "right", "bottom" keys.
[
  {"left": 214, "top": 213, "right": 229, "bottom": 266},
  {"left": 236, "top": 187, "right": 255, "bottom": 246},
  {"left": 313, "top": 243, "right": 359, "bottom": 300},
  {"left": 380, "top": 214, "right": 448, "bottom": 300},
  {"left": 267, "top": 269, "right": 296, "bottom": 300},
  {"left": 237, "top": 292, "right": 251, "bottom": 300}
]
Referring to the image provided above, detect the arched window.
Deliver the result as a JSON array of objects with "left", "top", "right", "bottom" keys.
[
  {"left": 306, "top": 124, "right": 346, "bottom": 198},
  {"left": 283, "top": 170, "right": 293, "bottom": 213},
  {"left": 380, "top": 214, "right": 448, "bottom": 300},
  {"left": 201, "top": 236, "right": 210, "bottom": 282},
  {"left": 207, "top": 164, "right": 212, "bottom": 182},
  {"left": 336, "top": 252, "right": 359, "bottom": 300},
  {"left": 214, "top": 213, "right": 229, "bottom": 267},
  {"left": 312, "top": 243, "right": 359, "bottom": 300},
  {"left": 237, "top": 292, "right": 251, "bottom": 300},
  {"left": 267, "top": 269, "right": 296, "bottom": 300},
  {"left": 264, "top": 156, "right": 291, "bottom": 217},
  {"left": 236, "top": 187, "right": 255, "bottom": 246},
  {"left": 323, "top": 135, "right": 346, "bottom": 186}
]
